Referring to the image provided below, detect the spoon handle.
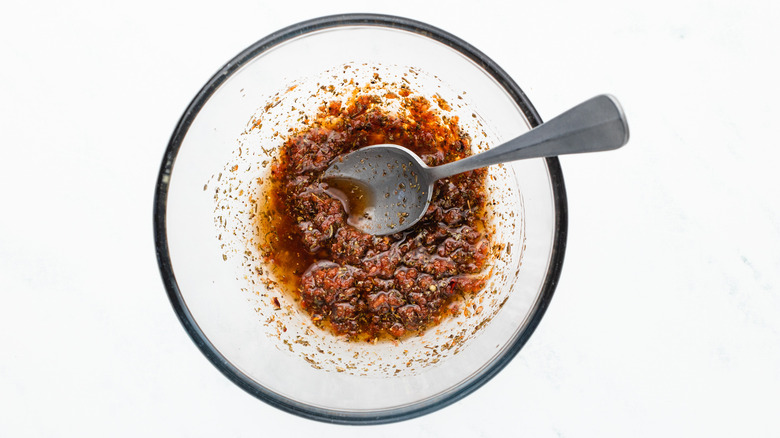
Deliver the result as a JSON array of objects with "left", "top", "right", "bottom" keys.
[{"left": 427, "top": 94, "right": 629, "bottom": 180}]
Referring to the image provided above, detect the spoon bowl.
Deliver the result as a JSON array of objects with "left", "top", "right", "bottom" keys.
[
  {"left": 324, "top": 94, "right": 629, "bottom": 235},
  {"left": 322, "top": 144, "right": 434, "bottom": 235}
]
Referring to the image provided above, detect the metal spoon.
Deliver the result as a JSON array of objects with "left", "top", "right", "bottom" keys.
[{"left": 322, "top": 94, "right": 629, "bottom": 235}]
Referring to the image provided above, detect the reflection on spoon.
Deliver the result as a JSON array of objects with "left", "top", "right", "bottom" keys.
[{"left": 324, "top": 177, "right": 375, "bottom": 229}]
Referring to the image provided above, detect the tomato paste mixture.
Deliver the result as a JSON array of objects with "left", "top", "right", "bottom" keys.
[{"left": 261, "top": 91, "right": 491, "bottom": 340}]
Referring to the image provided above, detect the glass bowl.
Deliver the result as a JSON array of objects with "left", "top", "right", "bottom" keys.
[{"left": 154, "top": 14, "right": 567, "bottom": 424}]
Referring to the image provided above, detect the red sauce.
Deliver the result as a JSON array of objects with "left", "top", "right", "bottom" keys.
[{"left": 259, "top": 92, "right": 491, "bottom": 341}]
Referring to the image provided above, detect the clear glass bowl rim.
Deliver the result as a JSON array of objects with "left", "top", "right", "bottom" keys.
[{"left": 153, "top": 13, "right": 568, "bottom": 425}]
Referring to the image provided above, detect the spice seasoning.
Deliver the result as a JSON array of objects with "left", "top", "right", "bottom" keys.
[{"left": 259, "top": 91, "right": 491, "bottom": 341}]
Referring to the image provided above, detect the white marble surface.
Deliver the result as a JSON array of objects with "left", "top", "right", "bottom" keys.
[{"left": 2, "top": 0, "right": 778, "bottom": 436}]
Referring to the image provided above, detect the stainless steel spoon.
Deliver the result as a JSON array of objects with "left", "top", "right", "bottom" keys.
[{"left": 322, "top": 94, "right": 629, "bottom": 235}]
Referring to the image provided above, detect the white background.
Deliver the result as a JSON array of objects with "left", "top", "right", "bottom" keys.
[{"left": 2, "top": 0, "right": 778, "bottom": 436}]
